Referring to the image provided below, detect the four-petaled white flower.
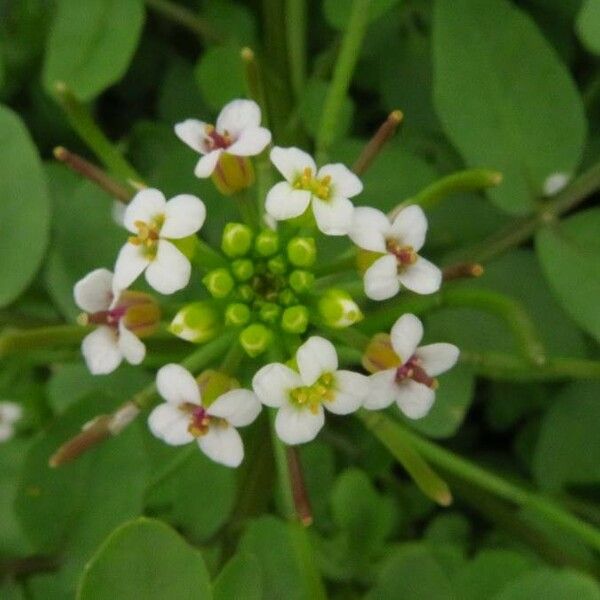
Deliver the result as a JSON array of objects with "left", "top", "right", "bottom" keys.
[
  {"left": 365, "top": 314, "right": 459, "bottom": 419},
  {"left": 252, "top": 336, "right": 368, "bottom": 444},
  {"left": 0, "top": 401, "right": 22, "bottom": 442},
  {"left": 74, "top": 268, "right": 158, "bottom": 375},
  {"left": 148, "top": 364, "right": 261, "bottom": 468},
  {"left": 113, "top": 189, "right": 206, "bottom": 295},
  {"left": 349, "top": 205, "right": 441, "bottom": 300},
  {"left": 266, "top": 147, "right": 362, "bottom": 236},
  {"left": 175, "top": 99, "right": 271, "bottom": 178}
]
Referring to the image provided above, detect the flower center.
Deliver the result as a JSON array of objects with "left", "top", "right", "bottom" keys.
[
  {"left": 81, "top": 304, "right": 126, "bottom": 328},
  {"left": 293, "top": 167, "right": 332, "bottom": 200},
  {"left": 395, "top": 355, "right": 438, "bottom": 389},
  {"left": 289, "top": 372, "right": 336, "bottom": 413},
  {"left": 180, "top": 402, "right": 228, "bottom": 437},
  {"left": 205, "top": 124, "right": 232, "bottom": 150},
  {"left": 128, "top": 215, "right": 165, "bottom": 257},
  {"left": 387, "top": 240, "right": 417, "bottom": 268}
]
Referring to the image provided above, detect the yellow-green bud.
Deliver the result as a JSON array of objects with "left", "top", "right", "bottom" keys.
[
  {"left": 203, "top": 268, "right": 235, "bottom": 298},
  {"left": 288, "top": 270, "right": 315, "bottom": 294},
  {"left": 225, "top": 302, "right": 251, "bottom": 326},
  {"left": 236, "top": 284, "right": 255, "bottom": 303},
  {"left": 211, "top": 152, "right": 255, "bottom": 195},
  {"left": 278, "top": 289, "right": 297, "bottom": 307},
  {"left": 169, "top": 301, "right": 221, "bottom": 343},
  {"left": 231, "top": 258, "right": 254, "bottom": 281},
  {"left": 281, "top": 305, "right": 309, "bottom": 334},
  {"left": 259, "top": 302, "right": 281, "bottom": 324},
  {"left": 255, "top": 229, "right": 279, "bottom": 256},
  {"left": 287, "top": 237, "right": 316, "bottom": 268},
  {"left": 239, "top": 323, "right": 272, "bottom": 357},
  {"left": 267, "top": 254, "right": 287, "bottom": 275},
  {"left": 318, "top": 289, "right": 363, "bottom": 328},
  {"left": 221, "top": 222, "right": 253, "bottom": 257},
  {"left": 196, "top": 370, "right": 239, "bottom": 406}
]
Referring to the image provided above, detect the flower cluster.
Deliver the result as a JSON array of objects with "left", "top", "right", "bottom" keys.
[{"left": 73, "top": 98, "right": 458, "bottom": 468}]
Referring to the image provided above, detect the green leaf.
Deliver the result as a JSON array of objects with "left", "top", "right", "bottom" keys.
[
  {"left": 43, "top": 0, "right": 145, "bottom": 101},
  {"left": 203, "top": 0, "right": 257, "bottom": 46},
  {"left": 535, "top": 208, "right": 600, "bottom": 342},
  {"left": 323, "top": 0, "right": 401, "bottom": 30},
  {"left": 533, "top": 381, "right": 600, "bottom": 491},
  {"left": 424, "top": 512, "right": 472, "bottom": 550},
  {"left": 493, "top": 568, "right": 600, "bottom": 600},
  {"left": 77, "top": 518, "right": 212, "bottom": 600},
  {"left": 577, "top": 0, "right": 600, "bottom": 54},
  {"left": 0, "top": 105, "right": 50, "bottom": 307},
  {"left": 433, "top": 0, "right": 586, "bottom": 215},
  {"left": 213, "top": 553, "right": 262, "bottom": 600}
]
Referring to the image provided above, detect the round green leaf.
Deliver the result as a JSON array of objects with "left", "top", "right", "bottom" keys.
[
  {"left": 577, "top": 0, "right": 600, "bottom": 55},
  {"left": 433, "top": 0, "right": 586, "bottom": 215},
  {"left": 213, "top": 553, "right": 261, "bottom": 600},
  {"left": 77, "top": 518, "right": 211, "bottom": 600},
  {"left": 43, "top": 0, "right": 145, "bottom": 101},
  {"left": 0, "top": 105, "right": 50, "bottom": 307}
]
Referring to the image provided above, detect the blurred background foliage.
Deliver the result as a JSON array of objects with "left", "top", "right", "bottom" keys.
[{"left": 0, "top": 0, "right": 600, "bottom": 598}]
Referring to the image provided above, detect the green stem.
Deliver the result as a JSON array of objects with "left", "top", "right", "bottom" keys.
[
  {"left": 219, "top": 341, "right": 244, "bottom": 375},
  {"left": 0, "top": 325, "right": 91, "bottom": 358},
  {"left": 285, "top": 0, "right": 306, "bottom": 100},
  {"left": 193, "top": 237, "right": 228, "bottom": 271},
  {"left": 313, "top": 248, "right": 356, "bottom": 277},
  {"left": 53, "top": 83, "right": 142, "bottom": 184},
  {"left": 315, "top": 0, "right": 372, "bottom": 160}
]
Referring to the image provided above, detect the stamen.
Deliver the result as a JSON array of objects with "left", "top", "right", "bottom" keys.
[
  {"left": 395, "top": 355, "right": 437, "bottom": 388},
  {"left": 387, "top": 241, "right": 418, "bottom": 267},
  {"left": 205, "top": 124, "right": 232, "bottom": 150}
]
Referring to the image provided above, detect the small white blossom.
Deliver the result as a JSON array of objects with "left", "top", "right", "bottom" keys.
[
  {"left": 252, "top": 336, "right": 368, "bottom": 444},
  {"left": 175, "top": 99, "right": 271, "bottom": 178},
  {"left": 0, "top": 401, "right": 22, "bottom": 442},
  {"left": 74, "top": 269, "right": 153, "bottom": 375},
  {"left": 349, "top": 205, "right": 441, "bottom": 300},
  {"left": 148, "top": 364, "right": 261, "bottom": 468},
  {"left": 265, "top": 147, "right": 362, "bottom": 236},
  {"left": 543, "top": 172, "right": 570, "bottom": 197},
  {"left": 365, "top": 314, "right": 459, "bottom": 419},
  {"left": 113, "top": 188, "right": 206, "bottom": 295}
]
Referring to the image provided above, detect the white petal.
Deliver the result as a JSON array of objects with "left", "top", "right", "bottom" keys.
[
  {"left": 148, "top": 403, "right": 193, "bottom": 446},
  {"left": 312, "top": 196, "right": 354, "bottom": 236},
  {"left": 0, "top": 423, "right": 14, "bottom": 442},
  {"left": 317, "top": 164, "right": 363, "bottom": 198},
  {"left": 270, "top": 146, "right": 316, "bottom": 182},
  {"left": 112, "top": 201, "right": 126, "bottom": 227},
  {"left": 198, "top": 425, "right": 244, "bottom": 468},
  {"left": 275, "top": 404, "right": 325, "bottom": 445},
  {"left": 265, "top": 181, "right": 311, "bottom": 221},
  {"left": 145, "top": 240, "right": 191, "bottom": 294},
  {"left": 74, "top": 268, "right": 113, "bottom": 313},
  {"left": 161, "top": 194, "right": 206, "bottom": 239},
  {"left": 348, "top": 207, "right": 389, "bottom": 252},
  {"left": 113, "top": 243, "right": 150, "bottom": 292},
  {"left": 194, "top": 150, "right": 222, "bottom": 177},
  {"left": 117, "top": 322, "right": 146, "bottom": 365},
  {"left": 81, "top": 326, "right": 122, "bottom": 375},
  {"left": 398, "top": 256, "right": 442, "bottom": 295},
  {"left": 0, "top": 402, "right": 22, "bottom": 423},
  {"left": 364, "top": 255, "right": 399, "bottom": 301},
  {"left": 389, "top": 205, "right": 428, "bottom": 251},
  {"left": 326, "top": 370, "right": 368, "bottom": 414},
  {"left": 394, "top": 380, "right": 436, "bottom": 419},
  {"left": 156, "top": 363, "right": 201, "bottom": 405},
  {"left": 216, "top": 99, "right": 261, "bottom": 137},
  {"left": 227, "top": 126, "right": 271, "bottom": 156},
  {"left": 123, "top": 189, "right": 167, "bottom": 234},
  {"left": 252, "top": 363, "right": 302, "bottom": 408},
  {"left": 390, "top": 313, "right": 423, "bottom": 363},
  {"left": 416, "top": 343, "right": 460, "bottom": 377},
  {"left": 296, "top": 336, "right": 338, "bottom": 386},
  {"left": 174, "top": 119, "right": 209, "bottom": 154},
  {"left": 364, "top": 370, "right": 397, "bottom": 410},
  {"left": 208, "top": 389, "right": 262, "bottom": 427}
]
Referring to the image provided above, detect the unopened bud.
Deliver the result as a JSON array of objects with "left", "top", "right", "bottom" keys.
[
  {"left": 239, "top": 323, "right": 272, "bottom": 357},
  {"left": 236, "top": 284, "right": 255, "bottom": 303},
  {"left": 278, "top": 288, "right": 297, "bottom": 307},
  {"left": 211, "top": 153, "right": 255, "bottom": 195},
  {"left": 362, "top": 333, "right": 400, "bottom": 373},
  {"left": 119, "top": 291, "right": 161, "bottom": 337},
  {"left": 281, "top": 305, "right": 309, "bottom": 334},
  {"left": 318, "top": 289, "right": 363, "bottom": 328},
  {"left": 224, "top": 302, "right": 251, "bottom": 326},
  {"left": 288, "top": 270, "right": 315, "bottom": 294},
  {"left": 221, "top": 222, "right": 253, "bottom": 257},
  {"left": 259, "top": 302, "right": 281, "bottom": 324},
  {"left": 231, "top": 258, "right": 254, "bottom": 281},
  {"left": 287, "top": 237, "right": 316, "bottom": 268},
  {"left": 267, "top": 254, "right": 287, "bottom": 275},
  {"left": 255, "top": 228, "right": 280, "bottom": 256},
  {"left": 196, "top": 370, "right": 239, "bottom": 406},
  {"left": 203, "top": 268, "right": 235, "bottom": 298},
  {"left": 169, "top": 301, "right": 221, "bottom": 343}
]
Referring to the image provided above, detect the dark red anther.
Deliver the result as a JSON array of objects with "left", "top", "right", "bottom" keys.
[
  {"left": 207, "top": 129, "right": 232, "bottom": 150},
  {"left": 396, "top": 356, "right": 436, "bottom": 388}
]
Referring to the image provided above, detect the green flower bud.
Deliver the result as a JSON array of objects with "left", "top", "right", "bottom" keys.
[
  {"left": 231, "top": 258, "right": 254, "bottom": 281},
  {"left": 202, "top": 268, "right": 235, "bottom": 298},
  {"left": 281, "top": 305, "right": 309, "bottom": 334},
  {"left": 239, "top": 323, "right": 272, "bottom": 357},
  {"left": 221, "top": 222, "right": 253, "bottom": 257},
  {"left": 255, "top": 228, "right": 280, "bottom": 256},
  {"left": 259, "top": 302, "right": 281, "bottom": 324},
  {"left": 169, "top": 301, "right": 220, "bottom": 343},
  {"left": 318, "top": 289, "right": 363, "bottom": 328},
  {"left": 211, "top": 153, "right": 255, "bottom": 195},
  {"left": 278, "top": 288, "right": 298, "bottom": 307},
  {"left": 236, "top": 284, "right": 255, "bottom": 303},
  {"left": 287, "top": 237, "right": 316, "bottom": 267},
  {"left": 288, "top": 269, "right": 315, "bottom": 294},
  {"left": 225, "top": 302, "right": 251, "bottom": 326},
  {"left": 267, "top": 254, "right": 287, "bottom": 275}
]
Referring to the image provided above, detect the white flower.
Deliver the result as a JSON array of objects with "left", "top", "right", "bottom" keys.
[
  {"left": 265, "top": 147, "right": 362, "bottom": 236},
  {"left": 74, "top": 268, "right": 157, "bottom": 375},
  {"left": 0, "top": 401, "right": 22, "bottom": 442},
  {"left": 365, "top": 314, "right": 459, "bottom": 419},
  {"left": 543, "top": 172, "right": 570, "bottom": 197},
  {"left": 349, "top": 205, "right": 441, "bottom": 300},
  {"left": 175, "top": 99, "right": 271, "bottom": 178},
  {"left": 113, "top": 188, "right": 206, "bottom": 295},
  {"left": 252, "top": 336, "right": 368, "bottom": 444},
  {"left": 148, "top": 364, "right": 261, "bottom": 468}
]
